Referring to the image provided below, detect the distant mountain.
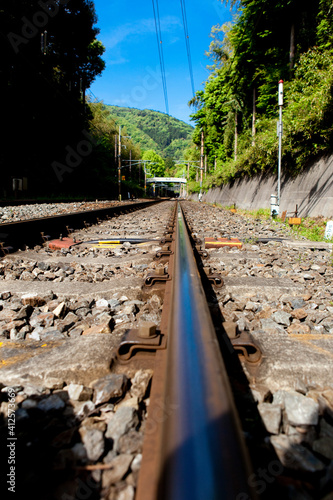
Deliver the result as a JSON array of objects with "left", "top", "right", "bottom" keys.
[{"left": 105, "top": 105, "right": 194, "bottom": 160}]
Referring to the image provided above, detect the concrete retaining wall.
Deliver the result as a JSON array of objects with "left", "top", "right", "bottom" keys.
[{"left": 191, "top": 154, "right": 333, "bottom": 217}]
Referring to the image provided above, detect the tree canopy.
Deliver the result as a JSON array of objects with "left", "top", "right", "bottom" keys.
[
  {"left": 0, "top": 0, "right": 105, "bottom": 196},
  {"left": 106, "top": 106, "right": 194, "bottom": 160},
  {"left": 141, "top": 150, "right": 166, "bottom": 177},
  {"left": 189, "top": 0, "right": 333, "bottom": 188}
]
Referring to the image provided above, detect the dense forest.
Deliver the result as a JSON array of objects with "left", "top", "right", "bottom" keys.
[
  {"left": 189, "top": 0, "right": 333, "bottom": 192},
  {"left": 0, "top": 0, "right": 193, "bottom": 199},
  {"left": 0, "top": 0, "right": 112, "bottom": 198},
  {"left": 106, "top": 106, "right": 194, "bottom": 160}
]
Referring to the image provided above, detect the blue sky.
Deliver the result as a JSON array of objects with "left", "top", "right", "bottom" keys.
[{"left": 89, "top": 0, "right": 232, "bottom": 125}]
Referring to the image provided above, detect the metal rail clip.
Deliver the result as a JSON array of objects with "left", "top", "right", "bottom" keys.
[
  {"left": 160, "top": 234, "right": 173, "bottom": 244},
  {"left": 231, "top": 331, "right": 262, "bottom": 364},
  {"left": 203, "top": 267, "right": 224, "bottom": 288},
  {"left": 164, "top": 225, "right": 174, "bottom": 234},
  {"left": 144, "top": 268, "right": 170, "bottom": 286},
  {"left": 154, "top": 244, "right": 173, "bottom": 260},
  {"left": 195, "top": 244, "right": 208, "bottom": 259},
  {"left": 116, "top": 324, "right": 166, "bottom": 363},
  {"left": 192, "top": 235, "right": 202, "bottom": 245}
]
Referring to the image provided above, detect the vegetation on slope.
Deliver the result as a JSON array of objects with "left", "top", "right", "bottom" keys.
[
  {"left": 189, "top": 0, "right": 333, "bottom": 192},
  {"left": 105, "top": 106, "right": 194, "bottom": 160}
]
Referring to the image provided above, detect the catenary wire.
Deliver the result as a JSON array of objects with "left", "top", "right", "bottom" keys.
[
  {"left": 152, "top": 0, "right": 169, "bottom": 116},
  {"left": 180, "top": 0, "right": 195, "bottom": 98}
]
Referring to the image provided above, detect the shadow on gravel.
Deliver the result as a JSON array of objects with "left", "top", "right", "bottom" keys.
[
  {"left": 0, "top": 391, "right": 100, "bottom": 500},
  {"left": 196, "top": 257, "right": 288, "bottom": 500},
  {"left": 196, "top": 264, "right": 331, "bottom": 500}
]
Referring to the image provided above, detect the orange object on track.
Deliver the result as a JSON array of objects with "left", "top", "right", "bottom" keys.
[
  {"left": 48, "top": 238, "right": 81, "bottom": 250},
  {"left": 204, "top": 237, "right": 242, "bottom": 249},
  {"left": 288, "top": 217, "right": 301, "bottom": 225}
]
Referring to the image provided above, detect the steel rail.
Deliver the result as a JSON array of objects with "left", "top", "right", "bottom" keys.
[
  {"left": 0, "top": 199, "right": 163, "bottom": 251},
  {"left": 137, "top": 202, "right": 255, "bottom": 500}
]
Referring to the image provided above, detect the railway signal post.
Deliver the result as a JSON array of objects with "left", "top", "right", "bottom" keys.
[{"left": 277, "top": 79, "right": 283, "bottom": 211}]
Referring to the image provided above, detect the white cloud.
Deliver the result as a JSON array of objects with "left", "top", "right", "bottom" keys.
[
  {"left": 107, "top": 56, "right": 129, "bottom": 65},
  {"left": 103, "top": 16, "right": 182, "bottom": 49}
]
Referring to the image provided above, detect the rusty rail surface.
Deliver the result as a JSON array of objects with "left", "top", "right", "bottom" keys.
[{"left": 136, "top": 202, "right": 255, "bottom": 500}]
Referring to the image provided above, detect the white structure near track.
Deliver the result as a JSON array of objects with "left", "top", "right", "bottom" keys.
[
  {"left": 146, "top": 177, "right": 187, "bottom": 196},
  {"left": 146, "top": 177, "right": 187, "bottom": 184}
]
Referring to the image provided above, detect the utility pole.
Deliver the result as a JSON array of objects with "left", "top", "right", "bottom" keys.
[
  {"left": 129, "top": 150, "right": 132, "bottom": 176},
  {"left": 234, "top": 112, "right": 238, "bottom": 161},
  {"left": 277, "top": 80, "right": 283, "bottom": 210},
  {"left": 41, "top": 30, "right": 47, "bottom": 55},
  {"left": 200, "top": 129, "right": 204, "bottom": 198},
  {"left": 144, "top": 162, "right": 147, "bottom": 197},
  {"left": 252, "top": 87, "right": 256, "bottom": 146},
  {"left": 204, "top": 154, "right": 207, "bottom": 179},
  {"left": 214, "top": 155, "right": 217, "bottom": 171},
  {"left": 118, "top": 126, "right": 122, "bottom": 201}
]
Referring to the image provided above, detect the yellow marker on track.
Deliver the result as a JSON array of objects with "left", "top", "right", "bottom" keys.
[
  {"left": 91, "top": 242, "right": 150, "bottom": 249},
  {"left": 204, "top": 238, "right": 242, "bottom": 249}
]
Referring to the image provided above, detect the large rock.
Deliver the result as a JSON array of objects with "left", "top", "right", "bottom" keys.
[
  {"left": 21, "top": 293, "right": 46, "bottom": 307},
  {"left": 270, "top": 434, "right": 325, "bottom": 472},
  {"left": 130, "top": 369, "right": 153, "bottom": 402},
  {"left": 260, "top": 318, "right": 286, "bottom": 334},
  {"left": 105, "top": 406, "right": 139, "bottom": 446},
  {"left": 53, "top": 302, "right": 68, "bottom": 318},
  {"left": 92, "top": 374, "right": 128, "bottom": 405},
  {"left": 287, "top": 323, "right": 311, "bottom": 334},
  {"left": 64, "top": 383, "right": 93, "bottom": 401},
  {"left": 273, "top": 390, "right": 319, "bottom": 426},
  {"left": 37, "top": 394, "right": 66, "bottom": 412},
  {"left": 79, "top": 427, "right": 105, "bottom": 461},
  {"left": 117, "top": 429, "right": 144, "bottom": 454},
  {"left": 272, "top": 310, "right": 291, "bottom": 327},
  {"left": 102, "top": 454, "right": 133, "bottom": 486},
  {"left": 257, "top": 403, "right": 281, "bottom": 434},
  {"left": 30, "top": 312, "right": 55, "bottom": 328}
]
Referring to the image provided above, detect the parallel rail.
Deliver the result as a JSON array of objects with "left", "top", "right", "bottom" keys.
[
  {"left": 136, "top": 201, "right": 255, "bottom": 499},
  {"left": 0, "top": 199, "right": 163, "bottom": 252}
]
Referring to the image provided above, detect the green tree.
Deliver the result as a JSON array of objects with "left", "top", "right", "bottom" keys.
[
  {"left": 141, "top": 150, "right": 166, "bottom": 177},
  {"left": 187, "top": 0, "right": 333, "bottom": 191},
  {"left": 0, "top": 0, "right": 105, "bottom": 196}
]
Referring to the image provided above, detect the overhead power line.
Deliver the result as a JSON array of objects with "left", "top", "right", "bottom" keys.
[
  {"left": 152, "top": 0, "right": 169, "bottom": 116},
  {"left": 180, "top": 0, "right": 195, "bottom": 98}
]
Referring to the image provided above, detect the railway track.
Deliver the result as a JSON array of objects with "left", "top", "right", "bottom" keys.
[
  {"left": 0, "top": 199, "right": 162, "bottom": 253},
  {"left": 135, "top": 201, "right": 256, "bottom": 499},
  {"left": 0, "top": 200, "right": 333, "bottom": 500}
]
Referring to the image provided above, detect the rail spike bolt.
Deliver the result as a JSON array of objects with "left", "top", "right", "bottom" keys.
[{"left": 138, "top": 321, "right": 157, "bottom": 339}]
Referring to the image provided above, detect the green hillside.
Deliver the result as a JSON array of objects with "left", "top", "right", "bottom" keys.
[{"left": 105, "top": 105, "right": 194, "bottom": 160}]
